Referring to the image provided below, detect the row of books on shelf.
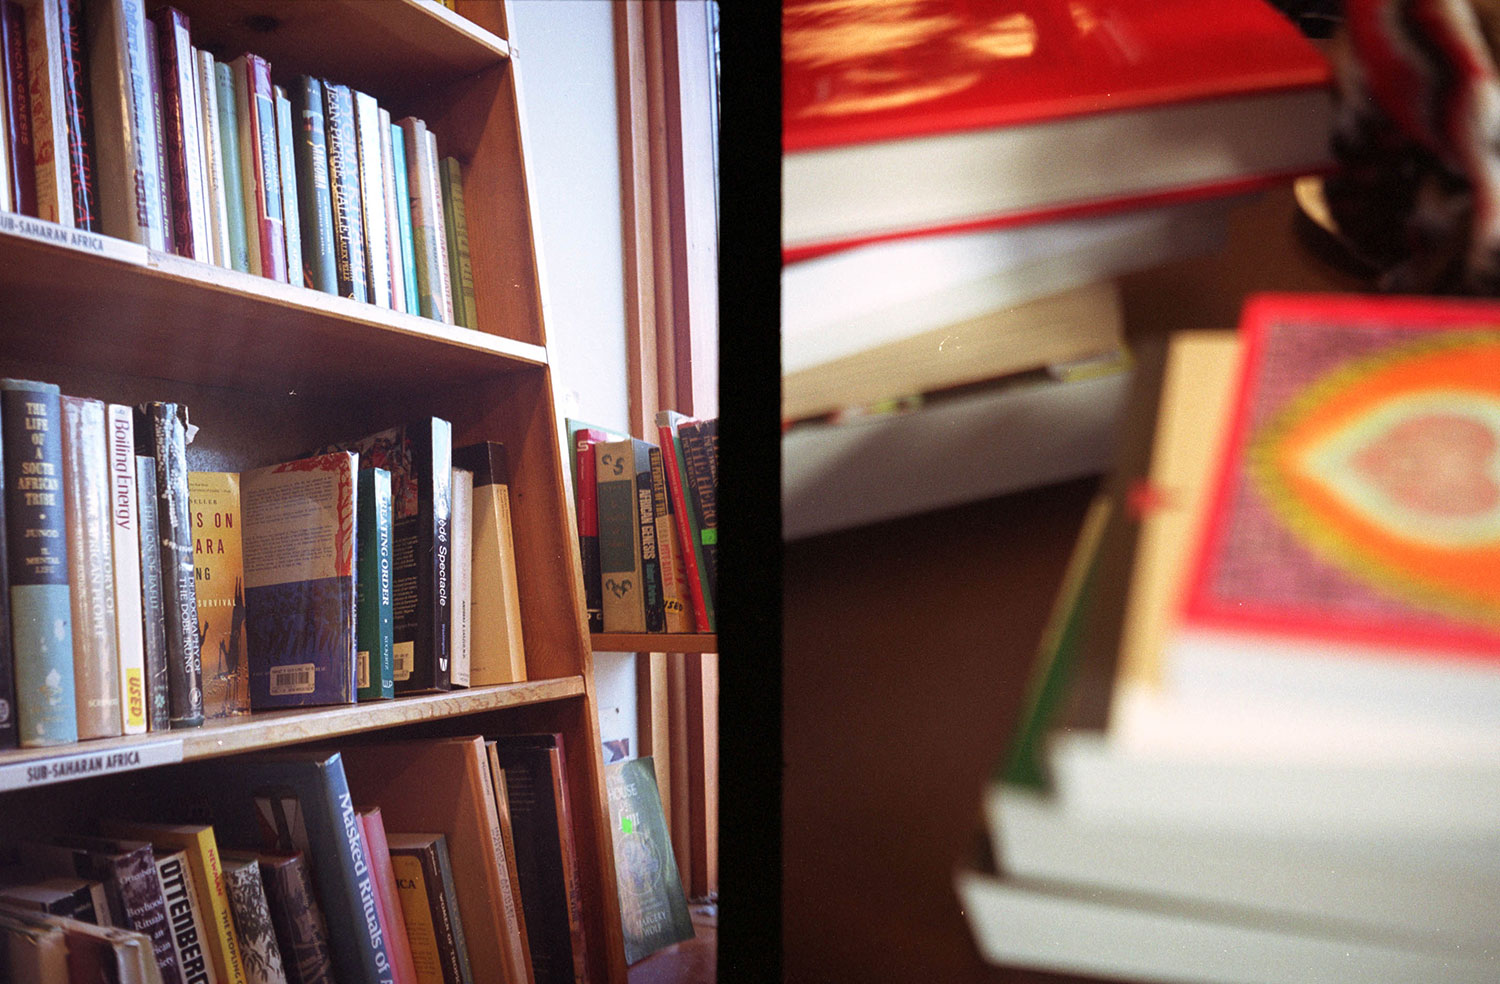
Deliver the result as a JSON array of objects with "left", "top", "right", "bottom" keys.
[
  {"left": 960, "top": 294, "right": 1500, "bottom": 980},
  {"left": 0, "top": 0, "right": 476, "bottom": 325},
  {"left": 569, "top": 413, "right": 718, "bottom": 637},
  {"left": 0, "top": 734, "right": 603, "bottom": 984},
  {"left": 0, "top": 378, "right": 528, "bottom": 751}
]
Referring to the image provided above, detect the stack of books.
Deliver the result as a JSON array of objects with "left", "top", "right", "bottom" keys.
[
  {"left": 0, "top": 0, "right": 477, "bottom": 325},
  {"left": 958, "top": 294, "right": 1500, "bottom": 981},
  {"left": 780, "top": 0, "right": 1337, "bottom": 540},
  {"left": 0, "top": 378, "right": 528, "bottom": 752},
  {"left": 568, "top": 414, "right": 717, "bottom": 637},
  {"left": 0, "top": 734, "right": 603, "bottom": 984}
]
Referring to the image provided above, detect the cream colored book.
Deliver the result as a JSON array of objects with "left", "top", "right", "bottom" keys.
[{"left": 455, "top": 443, "right": 526, "bottom": 683}]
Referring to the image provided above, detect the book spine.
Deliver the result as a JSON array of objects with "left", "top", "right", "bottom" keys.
[
  {"left": 457, "top": 442, "right": 526, "bottom": 685},
  {"left": 438, "top": 156, "right": 461, "bottom": 326},
  {"left": 136, "top": 455, "right": 170, "bottom": 730},
  {"left": 107, "top": 405, "right": 147, "bottom": 735},
  {"left": 546, "top": 743, "right": 588, "bottom": 984},
  {"left": 440, "top": 158, "right": 477, "bottom": 328},
  {"left": 424, "top": 129, "right": 453, "bottom": 324},
  {"left": 195, "top": 48, "right": 229, "bottom": 267},
  {"left": 381, "top": 420, "right": 451, "bottom": 694},
  {"left": 483, "top": 748, "right": 534, "bottom": 982},
  {"left": 151, "top": 6, "right": 208, "bottom": 261},
  {"left": 392, "top": 841, "right": 468, "bottom": 984},
  {"left": 1, "top": 381, "right": 75, "bottom": 746},
  {"left": 648, "top": 445, "right": 693, "bottom": 633},
  {"left": 353, "top": 90, "right": 391, "bottom": 308},
  {"left": 246, "top": 54, "right": 285, "bottom": 281},
  {"left": 142, "top": 17, "right": 173, "bottom": 254},
  {"left": 359, "top": 810, "right": 417, "bottom": 984},
  {"left": 23, "top": 0, "right": 73, "bottom": 226},
  {"left": 292, "top": 76, "right": 336, "bottom": 294},
  {"left": 55, "top": 0, "right": 95, "bottom": 229},
  {"left": 86, "top": 0, "right": 163, "bottom": 247},
  {"left": 389, "top": 121, "right": 419, "bottom": 315},
  {"left": 2, "top": 0, "right": 36, "bottom": 215},
  {"left": 633, "top": 441, "right": 665, "bottom": 633},
  {"left": 275, "top": 85, "right": 302, "bottom": 291},
  {"left": 396, "top": 117, "right": 438, "bottom": 319},
  {"left": 388, "top": 850, "right": 445, "bottom": 984},
  {"left": 492, "top": 742, "right": 577, "bottom": 984},
  {"left": 356, "top": 467, "right": 395, "bottom": 701},
  {"left": 575, "top": 431, "right": 604, "bottom": 633},
  {"left": 157, "top": 849, "right": 219, "bottom": 984},
  {"left": 656, "top": 418, "right": 709, "bottom": 632},
  {"left": 60, "top": 395, "right": 121, "bottom": 740},
  {"left": 136, "top": 402, "right": 204, "bottom": 728},
  {"left": 378, "top": 108, "right": 404, "bottom": 314},
  {"left": 258, "top": 855, "right": 335, "bottom": 984},
  {"left": 596, "top": 440, "right": 645, "bottom": 633},
  {"left": 449, "top": 467, "right": 471, "bottom": 688},
  {"left": 0, "top": 390, "right": 12, "bottom": 749},
  {"left": 322, "top": 81, "right": 367, "bottom": 302},
  {"left": 230, "top": 56, "right": 260, "bottom": 275},
  {"left": 107, "top": 844, "right": 184, "bottom": 984},
  {"left": 431, "top": 422, "right": 452, "bottom": 692},
  {"left": 214, "top": 59, "right": 248, "bottom": 272},
  {"left": 430, "top": 836, "right": 475, "bottom": 984},
  {"left": 189, "top": 471, "right": 248, "bottom": 719},
  {"left": 222, "top": 861, "right": 289, "bottom": 984},
  {"left": 678, "top": 422, "right": 717, "bottom": 620}
]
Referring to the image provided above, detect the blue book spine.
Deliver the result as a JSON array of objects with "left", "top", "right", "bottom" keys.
[
  {"left": 390, "top": 124, "right": 420, "bottom": 315},
  {"left": 1, "top": 380, "right": 77, "bottom": 747},
  {"left": 322, "top": 81, "right": 368, "bottom": 303},
  {"left": 356, "top": 467, "right": 394, "bottom": 701},
  {"left": 215, "top": 60, "right": 250, "bottom": 273}
]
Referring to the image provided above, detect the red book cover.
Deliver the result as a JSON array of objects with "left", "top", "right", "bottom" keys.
[
  {"left": 657, "top": 415, "right": 710, "bottom": 633},
  {"left": 575, "top": 425, "right": 609, "bottom": 634},
  {"left": 239, "top": 52, "right": 286, "bottom": 281},
  {"left": 782, "top": 0, "right": 1335, "bottom": 259},
  {"left": 150, "top": 7, "right": 201, "bottom": 260},
  {"left": 2, "top": 0, "right": 37, "bottom": 216},
  {"left": 358, "top": 807, "right": 418, "bottom": 984}
]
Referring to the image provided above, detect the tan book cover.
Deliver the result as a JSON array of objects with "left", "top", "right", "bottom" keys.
[
  {"left": 455, "top": 443, "right": 525, "bottom": 685},
  {"left": 189, "top": 472, "right": 248, "bottom": 719}
]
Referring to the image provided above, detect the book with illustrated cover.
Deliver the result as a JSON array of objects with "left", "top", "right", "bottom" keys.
[
  {"left": 454, "top": 442, "right": 526, "bottom": 685},
  {"left": 22, "top": 0, "right": 74, "bottom": 227},
  {"left": 315, "top": 419, "right": 451, "bottom": 693},
  {"left": 323, "top": 80, "right": 367, "bottom": 303},
  {"left": 54, "top": 0, "right": 96, "bottom": 230},
  {"left": 604, "top": 757, "right": 692, "bottom": 964},
  {"left": 60, "top": 395, "right": 121, "bottom": 741},
  {"left": 356, "top": 467, "right": 395, "bottom": 701},
  {"left": 1, "top": 379, "right": 76, "bottom": 747},
  {"left": 86, "top": 0, "right": 165, "bottom": 249},
  {"left": 136, "top": 455, "right": 171, "bottom": 731},
  {"left": 677, "top": 420, "right": 716, "bottom": 626},
  {"left": 386, "top": 833, "right": 472, "bottom": 984},
  {"left": 150, "top": 6, "right": 209, "bottom": 262},
  {"left": 250, "top": 851, "right": 335, "bottom": 984},
  {"left": 154, "top": 846, "right": 218, "bottom": 984},
  {"left": 188, "top": 471, "right": 249, "bottom": 720},
  {"left": 107, "top": 405, "right": 147, "bottom": 735},
  {"left": 655, "top": 412, "right": 712, "bottom": 632},
  {"left": 292, "top": 75, "right": 336, "bottom": 294},
  {"left": 221, "top": 854, "right": 288, "bottom": 984},
  {"left": 241, "top": 452, "right": 357, "bottom": 709}
]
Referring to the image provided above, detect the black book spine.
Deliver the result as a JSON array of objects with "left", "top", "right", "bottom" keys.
[
  {"left": 416, "top": 417, "right": 453, "bottom": 692},
  {"left": 259, "top": 855, "right": 337, "bottom": 984},
  {"left": 633, "top": 442, "right": 664, "bottom": 633},
  {"left": 294, "top": 76, "right": 338, "bottom": 294},
  {"left": 679, "top": 421, "right": 716, "bottom": 611},
  {"left": 57, "top": 0, "right": 98, "bottom": 230},
  {"left": 135, "top": 456, "right": 169, "bottom": 730},
  {"left": 100, "top": 846, "right": 184, "bottom": 984},
  {"left": 0, "top": 397, "right": 14, "bottom": 750},
  {"left": 135, "top": 402, "right": 202, "bottom": 728},
  {"left": 491, "top": 741, "right": 576, "bottom": 984},
  {"left": 321, "top": 80, "right": 367, "bottom": 303}
]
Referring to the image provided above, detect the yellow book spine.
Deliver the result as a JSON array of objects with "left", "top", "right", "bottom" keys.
[
  {"left": 188, "top": 472, "right": 248, "bottom": 719},
  {"left": 391, "top": 853, "right": 445, "bottom": 984}
]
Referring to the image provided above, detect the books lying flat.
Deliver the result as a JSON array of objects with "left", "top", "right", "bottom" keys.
[{"left": 782, "top": 0, "right": 1333, "bottom": 258}]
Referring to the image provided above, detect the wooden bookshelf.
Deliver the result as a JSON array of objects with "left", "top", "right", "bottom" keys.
[
  {"left": 0, "top": 1, "right": 628, "bottom": 981},
  {"left": 593, "top": 632, "right": 718, "bottom": 653}
]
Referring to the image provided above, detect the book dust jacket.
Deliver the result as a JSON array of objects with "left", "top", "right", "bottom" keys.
[{"left": 189, "top": 471, "right": 249, "bottom": 719}]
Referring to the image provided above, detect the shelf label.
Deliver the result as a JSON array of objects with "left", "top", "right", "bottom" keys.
[
  {"left": 0, "top": 740, "right": 184, "bottom": 792},
  {"left": 0, "top": 212, "right": 148, "bottom": 266}
]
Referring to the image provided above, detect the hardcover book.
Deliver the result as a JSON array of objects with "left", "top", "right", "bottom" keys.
[
  {"left": 0, "top": 876, "right": 104, "bottom": 923},
  {"left": 60, "top": 394, "right": 121, "bottom": 740},
  {"left": 677, "top": 420, "right": 717, "bottom": 626},
  {"left": 292, "top": 75, "right": 336, "bottom": 294},
  {"left": 136, "top": 454, "right": 171, "bottom": 730},
  {"left": 781, "top": 0, "right": 1335, "bottom": 260},
  {"left": 390, "top": 119, "right": 419, "bottom": 314},
  {"left": 0, "top": 391, "right": 13, "bottom": 749},
  {"left": 143, "top": 17, "right": 173, "bottom": 255},
  {"left": 274, "top": 84, "right": 302, "bottom": 294},
  {"left": 482, "top": 741, "right": 532, "bottom": 982},
  {"left": 107, "top": 405, "right": 147, "bottom": 735},
  {"left": 102, "top": 821, "right": 249, "bottom": 984},
  {"left": 86, "top": 0, "right": 165, "bottom": 249},
  {"left": 386, "top": 833, "right": 473, "bottom": 984},
  {"left": 2, "top": 0, "right": 37, "bottom": 216},
  {"left": 322, "top": 80, "right": 367, "bottom": 302},
  {"left": 423, "top": 128, "right": 453, "bottom": 324},
  {"left": 379, "top": 108, "right": 406, "bottom": 314},
  {"left": 633, "top": 441, "right": 665, "bottom": 633},
  {"left": 648, "top": 445, "right": 693, "bottom": 633},
  {"left": 655, "top": 411, "right": 712, "bottom": 632},
  {"left": 595, "top": 439, "right": 646, "bottom": 634},
  {"left": 453, "top": 442, "right": 526, "bottom": 685},
  {"left": 353, "top": 89, "right": 392, "bottom": 309},
  {"left": 449, "top": 466, "right": 472, "bottom": 688},
  {"left": 439, "top": 156, "right": 476, "bottom": 328},
  {"left": 22, "top": 0, "right": 74, "bottom": 227},
  {"left": 215, "top": 58, "right": 250, "bottom": 273},
  {"left": 396, "top": 117, "right": 440, "bottom": 320},
  {"left": 196, "top": 47, "right": 232, "bottom": 268},
  {"left": 358, "top": 807, "right": 418, "bottom": 984},
  {"left": 250, "top": 851, "right": 335, "bottom": 984},
  {"left": 604, "top": 757, "right": 693, "bottom": 964},
  {"left": 188, "top": 471, "right": 249, "bottom": 719},
  {"left": 1, "top": 379, "right": 76, "bottom": 746},
  {"left": 54, "top": 0, "right": 96, "bottom": 230},
  {"left": 5, "top": 911, "right": 160, "bottom": 983},
  {"left": 231, "top": 52, "right": 285, "bottom": 282},
  {"left": 356, "top": 467, "right": 395, "bottom": 701},
  {"left": 150, "top": 6, "right": 209, "bottom": 261},
  {"left": 0, "top": 907, "right": 69, "bottom": 981},
  {"left": 316, "top": 419, "right": 451, "bottom": 693},
  {"left": 220, "top": 855, "right": 288, "bottom": 984},
  {"left": 240, "top": 452, "right": 357, "bottom": 709},
  {"left": 136, "top": 401, "right": 204, "bottom": 729},
  {"left": 153, "top": 846, "right": 218, "bottom": 984},
  {"left": 339, "top": 737, "right": 530, "bottom": 984}
]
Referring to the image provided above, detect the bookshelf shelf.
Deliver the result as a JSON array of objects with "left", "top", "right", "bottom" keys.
[
  {"left": 0, "top": 1, "right": 629, "bottom": 981},
  {"left": 592, "top": 633, "right": 718, "bottom": 653}
]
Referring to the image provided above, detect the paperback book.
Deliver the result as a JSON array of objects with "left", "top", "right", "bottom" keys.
[{"left": 188, "top": 471, "right": 249, "bottom": 720}]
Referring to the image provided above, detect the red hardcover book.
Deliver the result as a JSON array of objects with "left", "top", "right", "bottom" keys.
[
  {"left": 358, "top": 807, "right": 418, "bottom": 984},
  {"left": 233, "top": 52, "right": 286, "bottom": 282},
  {"left": 2, "top": 0, "right": 37, "bottom": 216},
  {"left": 573, "top": 425, "right": 610, "bottom": 634},
  {"left": 1166, "top": 293, "right": 1500, "bottom": 736},
  {"left": 656, "top": 412, "right": 710, "bottom": 633},
  {"left": 150, "top": 7, "right": 208, "bottom": 261},
  {"left": 782, "top": 0, "right": 1335, "bottom": 260}
]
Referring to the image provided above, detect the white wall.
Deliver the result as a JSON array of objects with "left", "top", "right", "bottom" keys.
[{"left": 509, "top": 0, "right": 637, "bottom": 755}]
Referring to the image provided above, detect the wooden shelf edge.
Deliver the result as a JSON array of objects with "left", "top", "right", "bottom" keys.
[
  {"left": 414, "top": 0, "right": 513, "bottom": 59},
  {"left": 591, "top": 633, "right": 717, "bottom": 653},
  {"left": 0, "top": 676, "right": 586, "bottom": 790}
]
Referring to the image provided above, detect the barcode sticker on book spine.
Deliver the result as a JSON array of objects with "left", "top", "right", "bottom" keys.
[
  {"left": 358, "top": 651, "right": 370, "bottom": 690},
  {"left": 394, "top": 642, "right": 414, "bottom": 681},
  {"left": 270, "top": 664, "right": 317, "bottom": 696}
]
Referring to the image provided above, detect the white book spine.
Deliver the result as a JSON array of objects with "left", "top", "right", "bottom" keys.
[
  {"left": 275, "top": 85, "right": 303, "bottom": 287},
  {"left": 107, "top": 404, "right": 148, "bottom": 735},
  {"left": 194, "top": 48, "right": 231, "bottom": 268},
  {"left": 378, "top": 106, "right": 405, "bottom": 313},
  {"left": 24, "top": 0, "right": 74, "bottom": 226},
  {"left": 230, "top": 57, "right": 263, "bottom": 277},
  {"left": 352, "top": 90, "right": 391, "bottom": 307},
  {"left": 425, "top": 128, "right": 453, "bottom": 323},
  {"left": 87, "top": 0, "right": 165, "bottom": 249},
  {"left": 450, "top": 467, "right": 472, "bottom": 687}
]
